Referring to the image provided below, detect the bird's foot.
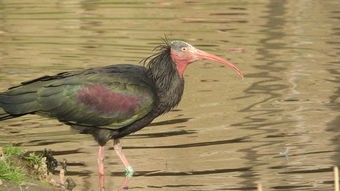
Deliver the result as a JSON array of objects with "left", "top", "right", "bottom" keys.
[{"left": 124, "top": 166, "right": 134, "bottom": 177}]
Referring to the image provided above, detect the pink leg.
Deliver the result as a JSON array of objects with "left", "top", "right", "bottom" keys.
[
  {"left": 119, "top": 176, "right": 130, "bottom": 191},
  {"left": 97, "top": 146, "right": 105, "bottom": 191},
  {"left": 113, "top": 139, "right": 134, "bottom": 177}
]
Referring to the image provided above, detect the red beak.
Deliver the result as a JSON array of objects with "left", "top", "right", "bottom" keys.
[{"left": 195, "top": 49, "right": 244, "bottom": 79}]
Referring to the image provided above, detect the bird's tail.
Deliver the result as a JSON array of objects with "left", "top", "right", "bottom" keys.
[
  {"left": 0, "top": 81, "right": 43, "bottom": 120},
  {"left": 0, "top": 107, "right": 15, "bottom": 120}
]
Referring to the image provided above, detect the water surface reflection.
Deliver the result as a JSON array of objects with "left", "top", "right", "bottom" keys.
[{"left": 0, "top": 1, "right": 339, "bottom": 191}]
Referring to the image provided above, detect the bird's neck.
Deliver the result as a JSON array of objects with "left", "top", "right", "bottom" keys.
[{"left": 145, "top": 46, "right": 184, "bottom": 114}]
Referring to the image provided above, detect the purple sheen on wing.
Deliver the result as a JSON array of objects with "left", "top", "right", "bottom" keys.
[{"left": 77, "top": 84, "right": 140, "bottom": 114}]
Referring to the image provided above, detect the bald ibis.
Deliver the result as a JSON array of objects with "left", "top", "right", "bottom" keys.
[{"left": 0, "top": 40, "right": 243, "bottom": 189}]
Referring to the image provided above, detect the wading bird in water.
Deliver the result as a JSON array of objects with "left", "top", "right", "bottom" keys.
[{"left": 0, "top": 40, "right": 243, "bottom": 190}]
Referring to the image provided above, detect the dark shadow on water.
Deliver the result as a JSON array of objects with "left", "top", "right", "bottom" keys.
[
  {"left": 148, "top": 118, "right": 191, "bottom": 127},
  {"left": 279, "top": 167, "right": 332, "bottom": 174},
  {"left": 124, "top": 136, "right": 248, "bottom": 149},
  {"left": 130, "top": 129, "right": 196, "bottom": 138},
  {"left": 221, "top": 186, "right": 258, "bottom": 191},
  {"left": 21, "top": 140, "right": 67, "bottom": 146},
  {"left": 147, "top": 184, "right": 204, "bottom": 188},
  {"left": 110, "top": 166, "right": 252, "bottom": 177},
  {"left": 271, "top": 185, "right": 313, "bottom": 190}
]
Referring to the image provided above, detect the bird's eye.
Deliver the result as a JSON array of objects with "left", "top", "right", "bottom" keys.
[{"left": 181, "top": 47, "right": 188, "bottom": 51}]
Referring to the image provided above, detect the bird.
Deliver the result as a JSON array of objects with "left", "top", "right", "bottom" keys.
[{"left": 0, "top": 40, "right": 243, "bottom": 190}]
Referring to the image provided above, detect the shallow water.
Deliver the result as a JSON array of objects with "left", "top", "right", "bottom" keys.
[{"left": 0, "top": 1, "right": 339, "bottom": 190}]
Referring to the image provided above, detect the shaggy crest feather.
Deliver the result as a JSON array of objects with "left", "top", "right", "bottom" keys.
[{"left": 140, "top": 39, "right": 184, "bottom": 115}]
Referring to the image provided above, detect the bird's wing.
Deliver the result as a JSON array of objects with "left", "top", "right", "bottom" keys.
[{"left": 36, "top": 65, "right": 156, "bottom": 130}]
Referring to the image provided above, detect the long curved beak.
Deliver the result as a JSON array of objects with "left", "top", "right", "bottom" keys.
[{"left": 195, "top": 49, "right": 244, "bottom": 79}]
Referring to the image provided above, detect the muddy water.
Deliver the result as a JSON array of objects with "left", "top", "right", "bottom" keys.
[{"left": 0, "top": 1, "right": 339, "bottom": 191}]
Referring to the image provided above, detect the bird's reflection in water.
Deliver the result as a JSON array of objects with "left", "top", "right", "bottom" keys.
[{"left": 119, "top": 176, "right": 130, "bottom": 191}]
